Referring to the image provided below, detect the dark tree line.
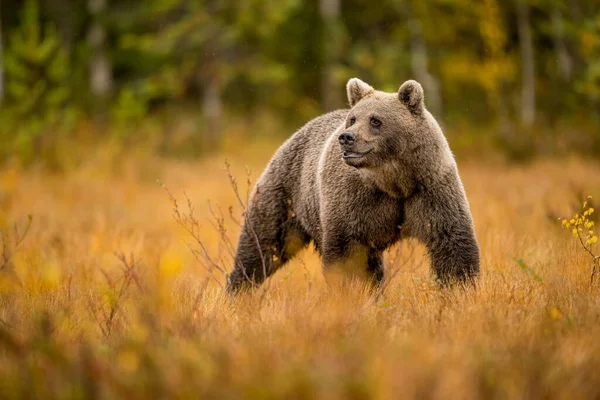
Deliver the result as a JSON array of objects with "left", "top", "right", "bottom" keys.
[{"left": 0, "top": 0, "right": 599, "bottom": 163}]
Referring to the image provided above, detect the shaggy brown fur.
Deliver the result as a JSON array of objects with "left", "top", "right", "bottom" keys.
[{"left": 226, "top": 79, "right": 480, "bottom": 292}]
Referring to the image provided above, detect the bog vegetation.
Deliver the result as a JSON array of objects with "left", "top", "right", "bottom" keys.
[{"left": 0, "top": 150, "right": 599, "bottom": 398}]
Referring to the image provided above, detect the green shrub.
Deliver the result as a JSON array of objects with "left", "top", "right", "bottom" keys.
[{"left": 0, "top": 0, "right": 78, "bottom": 167}]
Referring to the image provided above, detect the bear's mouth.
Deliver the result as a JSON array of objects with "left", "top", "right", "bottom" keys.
[{"left": 342, "top": 149, "right": 372, "bottom": 159}]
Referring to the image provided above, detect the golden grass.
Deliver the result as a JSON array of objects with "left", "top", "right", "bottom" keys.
[{"left": 0, "top": 148, "right": 599, "bottom": 399}]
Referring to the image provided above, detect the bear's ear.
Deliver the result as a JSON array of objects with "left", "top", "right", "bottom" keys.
[
  {"left": 346, "top": 78, "right": 375, "bottom": 107},
  {"left": 398, "top": 80, "right": 424, "bottom": 114}
]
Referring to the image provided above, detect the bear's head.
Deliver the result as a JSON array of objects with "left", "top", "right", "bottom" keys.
[{"left": 339, "top": 78, "right": 445, "bottom": 171}]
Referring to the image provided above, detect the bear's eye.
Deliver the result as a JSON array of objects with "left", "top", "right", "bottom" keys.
[
  {"left": 370, "top": 117, "right": 382, "bottom": 128},
  {"left": 348, "top": 117, "right": 356, "bottom": 127}
]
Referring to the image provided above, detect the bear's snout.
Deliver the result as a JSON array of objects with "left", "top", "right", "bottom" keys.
[{"left": 338, "top": 132, "right": 355, "bottom": 147}]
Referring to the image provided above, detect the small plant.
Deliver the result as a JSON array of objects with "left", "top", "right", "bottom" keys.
[
  {"left": 0, "top": 215, "right": 32, "bottom": 271},
  {"left": 162, "top": 161, "right": 281, "bottom": 301},
  {"left": 561, "top": 196, "right": 599, "bottom": 285},
  {"left": 161, "top": 161, "right": 256, "bottom": 289},
  {"left": 515, "top": 258, "right": 543, "bottom": 282},
  {"left": 87, "top": 252, "right": 143, "bottom": 339}
]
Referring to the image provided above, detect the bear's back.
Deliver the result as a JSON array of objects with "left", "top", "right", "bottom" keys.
[{"left": 262, "top": 109, "right": 348, "bottom": 245}]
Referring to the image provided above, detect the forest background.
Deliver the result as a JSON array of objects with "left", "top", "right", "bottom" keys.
[{"left": 0, "top": 0, "right": 599, "bottom": 167}]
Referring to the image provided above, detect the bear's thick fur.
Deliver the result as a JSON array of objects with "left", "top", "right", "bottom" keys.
[{"left": 226, "top": 78, "right": 479, "bottom": 292}]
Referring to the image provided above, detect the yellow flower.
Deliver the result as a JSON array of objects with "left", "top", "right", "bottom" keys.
[{"left": 550, "top": 307, "right": 562, "bottom": 321}]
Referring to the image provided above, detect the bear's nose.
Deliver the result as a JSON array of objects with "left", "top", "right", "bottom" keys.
[{"left": 338, "top": 132, "right": 355, "bottom": 146}]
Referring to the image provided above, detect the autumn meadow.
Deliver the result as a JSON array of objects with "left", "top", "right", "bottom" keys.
[{"left": 0, "top": 143, "right": 597, "bottom": 398}]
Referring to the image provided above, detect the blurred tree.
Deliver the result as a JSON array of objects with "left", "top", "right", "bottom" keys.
[
  {"left": 202, "top": 0, "right": 222, "bottom": 145},
  {"left": 116, "top": 0, "right": 300, "bottom": 140},
  {"left": 0, "top": 0, "right": 76, "bottom": 165},
  {"left": 550, "top": 0, "right": 572, "bottom": 82},
  {"left": 320, "top": 0, "right": 343, "bottom": 111},
  {"left": 575, "top": 9, "right": 600, "bottom": 121},
  {"left": 477, "top": 0, "right": 514, "bottom": 136},
  {"left": 516, "top": 0, "right": 536, "bottom": 126},
  {"left": 0, "top": 0, "right": 4, "bottom": 104},
  {"left": 343, "top": 0, "right": 411, "bottom": 93},
  {"left": 42, "top": 0, "right": 74, "bottom": 56},
  {"left": 409, "top": 0, "right": 442, "bottom": 118},
  {"left": 88, "top": 0, "right": 113, "bottom": 103},
  {"left": 115, "top": 0, "right": 229, "bottom": 145},
  {"left": 419, "top": 0, "right": 514, "bottom": 124}
]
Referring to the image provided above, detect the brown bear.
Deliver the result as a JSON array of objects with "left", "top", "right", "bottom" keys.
[{"left": 226, "top": 78, "right": 480, "bottom": 292}]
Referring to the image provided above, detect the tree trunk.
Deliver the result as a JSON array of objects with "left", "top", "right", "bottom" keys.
[
  {"left": 202, "top": 65, "right": 222, "bottom": 144},
  {"left": 320, "top": 0, "right": 342, "bottom": 111},
  {"left": 516, "top": 0, "right": 535, "bottom": 126},
  {"left": 409, "top": 17, "right": 442, "bottom": 119},
  {"left": 88, "top": 0, "right": 113, "bottom": 101},
  {"left": 551, "top": 2, "right": 572, "bottom": 82},
  {"left": 202, "top": 0, "right": 222, "bottom": 146},
  {"left": 568, "top": 0, "right": 582, "bottom": 21},
  {"left": 0, "top": 0, "right": 4, "bottom": 104}
]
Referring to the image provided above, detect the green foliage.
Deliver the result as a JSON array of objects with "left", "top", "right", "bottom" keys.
[
  {"left": 575, "top": 15, "right": 600, "bottom": 114},
  {"left": 0, "top": 0, "right": 78, "bottom": 167},
  {"left": 0, "top": 0, "right": 599, "bottom": 164},
  {"left": 115, "top": 0, "right": 301, "bottom": 110},
  {"left": 515, "top": 258, "right": 543, "bottom": 281},
  {"left": 110, "top": 88, "right": 150, "bottom": 141}
]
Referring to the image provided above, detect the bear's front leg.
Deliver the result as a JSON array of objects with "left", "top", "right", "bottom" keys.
[
  {"left": 403, "top": 172, "right": 480, "bottom": 285},
  {"left": 367, "top": 252, "right": 385, "bottom": 283}
]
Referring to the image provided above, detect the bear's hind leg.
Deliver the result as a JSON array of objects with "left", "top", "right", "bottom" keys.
[{"left": 227, "top": 221, "right": 310, "bottom": 293}]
